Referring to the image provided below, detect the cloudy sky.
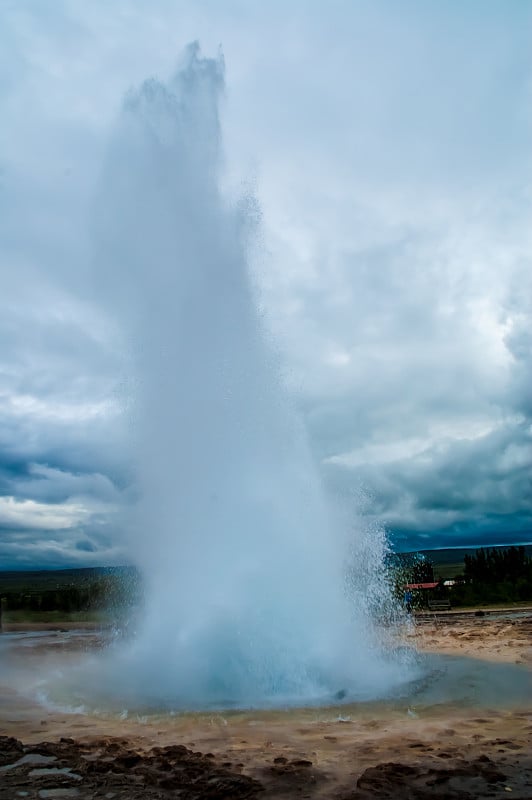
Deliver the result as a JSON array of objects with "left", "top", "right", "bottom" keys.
[{"left": 1, "top": 0, "right": 531, "bottom": 569}]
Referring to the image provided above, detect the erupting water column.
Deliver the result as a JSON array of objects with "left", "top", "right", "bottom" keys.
[{"left": 97, "top": 44, "right": 403, "bottom": 709}]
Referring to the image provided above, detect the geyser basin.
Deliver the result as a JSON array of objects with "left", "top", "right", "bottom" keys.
[
  {"left": 3, "top": 631, "right": 530, "bottom": 717},
  {"left": 93, "top": 44, "right": 413, "bottom": 708}
]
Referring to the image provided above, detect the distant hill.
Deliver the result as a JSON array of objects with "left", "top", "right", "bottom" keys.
[
  {"left": 2, "top": 545, "right": 531, "bottom": 593},
  {"left": 418, "top": 544, "right": 532, "bottom": 564}
]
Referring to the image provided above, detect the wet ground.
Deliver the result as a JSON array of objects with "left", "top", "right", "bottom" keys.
[{"left": 0, "top": 614, "right": 531, "bottom": 799}]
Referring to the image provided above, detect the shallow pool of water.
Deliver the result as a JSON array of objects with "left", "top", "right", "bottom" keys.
[{"left": 1, "top": 628, "right": 529, "bottom": 720}]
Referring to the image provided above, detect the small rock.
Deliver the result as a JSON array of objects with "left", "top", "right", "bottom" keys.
[{"left": 38, "top": 791, "right": 80, "bottom": 799}]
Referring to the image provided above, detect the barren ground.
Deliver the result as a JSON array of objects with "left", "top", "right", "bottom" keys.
[{"left": 1, "top": 610, "right": 530, "bottom": 799}]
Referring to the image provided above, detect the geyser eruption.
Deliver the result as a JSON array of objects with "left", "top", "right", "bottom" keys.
[{"left": 97, "top": 44, "right": 407, "bottom": 708}]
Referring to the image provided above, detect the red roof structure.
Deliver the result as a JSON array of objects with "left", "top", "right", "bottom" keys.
[{"left": 404, "top": 582, "right": 439, "bottom": 590}]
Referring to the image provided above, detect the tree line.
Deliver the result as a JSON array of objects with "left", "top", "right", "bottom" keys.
[{"left": 451, "top": 545, "right": 532, "bottom": 605}]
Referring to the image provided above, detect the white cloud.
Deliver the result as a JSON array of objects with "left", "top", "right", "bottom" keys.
[
  {"left": 0, "top": 496, "right": 87, "bottom": 530},
  {"left": 0, "top": 1, "right": 531, "bottom": 564}
]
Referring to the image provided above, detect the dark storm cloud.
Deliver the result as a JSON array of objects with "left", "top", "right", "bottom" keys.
[
  {"left": 280, "top": 224, "right": 532, "bottom": 549},
  {"left": 0, "top": 523, "right": 123, "bottom": 570}
]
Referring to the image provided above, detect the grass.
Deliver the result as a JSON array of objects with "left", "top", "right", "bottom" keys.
[
  {"left": 2, "top": 609, "right": 113, "bottom": 625},
  {"left": 432, "top": 561, "right": 464, "bottom": 581},
  {"left": 447, "top": 599, "right": 532, "bottom": 612}
]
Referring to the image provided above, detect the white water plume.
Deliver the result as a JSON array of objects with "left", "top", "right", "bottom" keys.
[{"left": 94, "top": 43, "right": 412, "bottom": 709}]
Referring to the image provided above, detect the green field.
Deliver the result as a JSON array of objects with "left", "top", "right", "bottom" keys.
[
  {"left": 0, "top": 566, "right": 140, "bottom": 626},
  {"left": 0, "top": 566, "right": 136, "bottom": 593}
]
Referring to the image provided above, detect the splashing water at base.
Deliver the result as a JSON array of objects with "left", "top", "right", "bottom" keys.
[{"left": 93, "top": 44, "right": 415, "bottom": 710}]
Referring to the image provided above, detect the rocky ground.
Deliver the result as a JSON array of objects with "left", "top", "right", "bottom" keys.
[
  {"left": 1, "top": 729, "right": 531, "bottom": 799},
  {"left": 410, "top": 611, "right": 532, "bottom": 665},
  {"left": 0, "top": 609, "right": 530, "bottom": 799}
]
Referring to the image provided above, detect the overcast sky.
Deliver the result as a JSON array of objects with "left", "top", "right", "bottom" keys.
[{"left": 1, "top": 0, "right": 531, "bottom": 569}]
